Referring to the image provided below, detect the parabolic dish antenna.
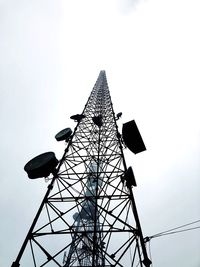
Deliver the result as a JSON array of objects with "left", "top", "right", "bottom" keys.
[{"left": 24, "top": 152, "right": 58, "bottom": 179}]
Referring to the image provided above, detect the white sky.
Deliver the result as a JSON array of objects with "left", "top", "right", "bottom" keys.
[{"left": 0, "top": 0, "right": 200, "bottom": 266}]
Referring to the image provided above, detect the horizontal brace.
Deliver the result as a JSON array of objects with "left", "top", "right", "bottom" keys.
[
  {"left": 48, "top": 195, "right": 130, "bottom": 202},
  {"left": 33, "top": 229, "right": 137, "bottom": 237}
]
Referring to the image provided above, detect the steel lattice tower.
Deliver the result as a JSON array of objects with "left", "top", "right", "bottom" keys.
[{"left": 12, "top": 71, "right": 151, "bottom": 267}]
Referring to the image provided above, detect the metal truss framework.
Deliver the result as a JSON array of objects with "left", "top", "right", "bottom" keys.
[{"left": 12, "top": 71, "right": 151, "bottom": 267}]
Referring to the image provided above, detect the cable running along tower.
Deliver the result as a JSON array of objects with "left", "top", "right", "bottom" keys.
[{"left": 12, "top": 71, "right": 151, "bottom": 267}]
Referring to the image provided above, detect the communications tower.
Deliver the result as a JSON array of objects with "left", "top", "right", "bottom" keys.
[{"left": 12, "top": 71, "right": 151, "bottom": 267}]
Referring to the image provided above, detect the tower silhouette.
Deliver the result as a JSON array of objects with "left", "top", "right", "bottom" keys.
[{"left": 12, "top": 71, "right": 151, "bottom": 267}]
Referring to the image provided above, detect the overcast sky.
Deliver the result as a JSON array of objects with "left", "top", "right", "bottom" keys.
[{"left": 0, "top": 0, "right": 200, "bottom": 266}]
